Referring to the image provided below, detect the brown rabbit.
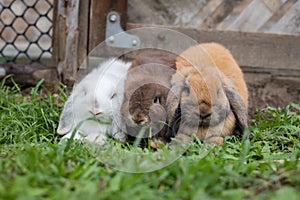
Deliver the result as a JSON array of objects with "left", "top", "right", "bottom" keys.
[
  {"left": 167, "top": 43, "right": 248, "bottom": 145},
  {"left": 121, "top": 50, "right": 177, "bottom": 145}
]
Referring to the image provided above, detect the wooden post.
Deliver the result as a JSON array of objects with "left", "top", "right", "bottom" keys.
[
  {"left": 53, "top": 0, "right": 128, "bottom": 85},
  {"left": 89, "top": 0, "right": 128, "bottom": 52},
  {"left": 52, "top": 0, "right": 79, "bottom": 85},
  {"left": 77, "top": 0, "right": 90, "bottom": 68}
]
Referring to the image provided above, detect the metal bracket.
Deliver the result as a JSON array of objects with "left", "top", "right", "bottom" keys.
[{"left": 105, "top": 11, "right": 140, "bottom": 48}]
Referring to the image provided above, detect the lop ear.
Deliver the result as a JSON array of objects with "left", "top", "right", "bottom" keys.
[
  {"left": 111, "top": 109, "right": 127, "bottom": 143},
  {"left": 57, "top": 96, "right": 74, "bottom": 135},
  {"left": 224, "top": 86, "right": 248, "bottom": 134},
  {"left": 165, "top": 72, "right": 186, "bottom": 137},
  {"left": 166, "top": 73, "right": 185, "bottom": 119}
]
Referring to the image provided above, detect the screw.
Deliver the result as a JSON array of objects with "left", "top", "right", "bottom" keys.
[
  {"left": 109, "top": 14, "right": 117, "bottom": 22},
  {"left": 158, "top": 34, "right": 166, "bottom": 41},
  {"left": 109, "top": 36, "right": 115, "bottom": 43},
  {"left": 132, "top": 39, "right": 138, "bottom": 46}
]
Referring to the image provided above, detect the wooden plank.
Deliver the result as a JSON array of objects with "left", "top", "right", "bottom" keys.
[
  {"left": 216, "top": 0, "right": 253, "bottom": 30},
  {"left": 89, "top": 0, "right": 127, "bottom": 52},
  {"left": 51, "top": 0, "right": 59, "bottom": 67},
  {"left": 89, "top": 0, "right": 109, "bottom": 52},
  {"left": 52, "top": 0, "right": 80, "bottom": 85},
  {"left": 63, "top": 0, "right": 80, "bottom": 85},
  {"left": 127, "top": 23, "right": 300, "bottom": 71},
  {"left": 261, "top": 0, "right": 283, "bottom": 12},
  {"left": 198, "top": 0, "right": 223, "bottom": 19},
  {"left": 225, "top": 0, "right": 287, "bottom": 31},
  {"left": 259, "top": 0, "right": 298, "bottom": 32},
  {"left": 77, "top": 0, "right": 90, "bottom": 69},
  {"left": 201, "top": 0, "right": 241, "bottom": 29},
  {"left": 52, "top": 0, "right": 67, "bottom": 79},
  {"left": 0, "top": 64, "right": 58, "bottom": 85},
  {"left": 77, "top": 0, "right": 127, "bottom": 80},
  {"left": 193, "top": 0, "right": 223, "bottom": 27},
  {"left": 267, "top": 0, "right": 300, "bottom": 34},
  {"left": 241, "top": 66, "right": 300, "bottom": 77}
]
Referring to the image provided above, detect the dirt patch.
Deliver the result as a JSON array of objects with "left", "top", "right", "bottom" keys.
[{"left": 245, "top": 73, "right": 300, "bottom": 116}]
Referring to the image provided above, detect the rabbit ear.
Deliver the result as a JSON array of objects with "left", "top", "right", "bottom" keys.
[
  {"left": 224, "top": 86, "right": 248, "bottom": 134},
  {"left": 57, "top": 96, "right": 74, "bottom": 135},
  {"left": 166, "top": 102, "right": 181, "bottom": 137},
  {"left": 169, "top": 72, "right": 187, "bottom": 98},
  {"left": 111, "top": 109, "right": 127, "bottom": 143},
  {"left": 165, "top": 72, "right": 186, "bottom": 136},
  {"left": 166, "top": 87, "right": 180, "bottom": 120}
]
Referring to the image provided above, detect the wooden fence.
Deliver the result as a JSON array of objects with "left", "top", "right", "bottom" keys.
[{"left": 198, "top": 0, "right": 300, "bottom": 34}]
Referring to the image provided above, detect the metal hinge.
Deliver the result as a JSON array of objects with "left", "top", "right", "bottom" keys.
[{"left": 105, "top": 11, "right": 140, "bottom": 48}]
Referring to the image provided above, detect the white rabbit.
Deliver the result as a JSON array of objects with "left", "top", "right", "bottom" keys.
[{"left": 57, "top": 58, "right": 131, "bottom": 145}]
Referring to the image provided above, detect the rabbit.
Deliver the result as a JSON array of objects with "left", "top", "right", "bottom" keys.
[
  {"left": 57, "top": 58, "right": 131, "bottom": 145},
  {"left": 167, "top": 42, "right": 248, "bottom": 145},
  {"left": 120, "top": 50, "right": 177, "bottom": 146}
]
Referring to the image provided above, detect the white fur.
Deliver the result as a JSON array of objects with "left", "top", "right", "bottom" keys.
[{"left": 57, "top": 58, "right": 131, "bottom": 145}]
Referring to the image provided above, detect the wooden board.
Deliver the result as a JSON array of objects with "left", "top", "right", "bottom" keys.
[
  {"left": 225, "top": 0, "right": 287, "bottom": 31},
  {"left": 77, "top": 0, "right": 90, "bottom": 69},
  {"left": 201, "top": 0, "right": 240, "bottom": 29},
  {"left": 267, "top": 0, "right": 300, "bottom": 34},
  {"left": 216, "top": 0, "right": 253, "bottom": 30},
  {"left": 127, "top": 23, "right": 300, "bottom": 73},
  {"left": 89, "top": 0, "right": 128, "bottom": 52},
  {"left": 258, "top": 0, "right": 298, "bottom": 32},
  {"left": 0, "top": 64, "right": 58, "bottom": 85},
  {"left": 52, "top": 0, "right": 80, "bottom": 85}
]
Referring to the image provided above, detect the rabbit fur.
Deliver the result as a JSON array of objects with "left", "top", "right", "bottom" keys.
[
  {"left": 121, "top": 50, "right": 177, "bottom": 143},
  {"left": 57, "top": 58, "right": 131, "bottom": 145},
  {"left": 167, "top": 43, "right": 248, "bottom": 145}
]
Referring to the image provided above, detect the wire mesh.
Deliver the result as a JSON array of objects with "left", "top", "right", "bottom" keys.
[{"left": 0, "top": 0, "right": 53, "bottom": 66}]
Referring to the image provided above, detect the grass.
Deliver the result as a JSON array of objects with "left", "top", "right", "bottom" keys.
[{"left": 0, "top": 77, "right": 299, "bottom": 200}]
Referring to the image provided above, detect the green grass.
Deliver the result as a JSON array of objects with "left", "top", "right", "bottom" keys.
[{"left": 0, "top": 77, "right": 299, "bottom": 200}]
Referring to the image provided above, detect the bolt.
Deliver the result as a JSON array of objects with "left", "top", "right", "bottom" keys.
[
  {"left": 132, "top": 39, "right": 138, "bottom": 46},
  {"left": 158, "top": 34, "right": 166, "bottom": 41},
  {"left": 109, "top": 36, "right": 115, "bottom": 43},
  {"left": 109, "top": 14, "right": 117, "bottom": 22}
]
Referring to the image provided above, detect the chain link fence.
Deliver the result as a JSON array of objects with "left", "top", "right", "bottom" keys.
[{"left": 0, "top": 0, "right": 53, "bottom": 66}]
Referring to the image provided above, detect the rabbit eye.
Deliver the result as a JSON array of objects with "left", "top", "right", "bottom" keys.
[
  {"left": 110, "top": 93, "right": 117, "bottom": 99},
  {"left": 153, "top": 96, "right": 160, "bottom": 104},
  {"left": 83, "top": 88, "right": 88, "bottom": 96}
]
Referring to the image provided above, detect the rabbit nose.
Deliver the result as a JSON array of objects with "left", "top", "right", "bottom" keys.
[
  {"left": 89, "top": 110, "right": 103, "bottom": 116},
  {"left": 132, "top": 113, "right": 148, "bottom": 125},
  {"left": 94, "top": 112, "right": 103, "bottom": 116},
  {"left": 200, "top": 112, "right": 211, "bottom": 119}
]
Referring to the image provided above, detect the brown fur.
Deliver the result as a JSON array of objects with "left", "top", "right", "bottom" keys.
[
  {"left": 121, "top": 50, "right": 177, "bottom": 142},
  {"left": 169, "top": 43, "right": 248, "bottom": 145},
  {"left": 200, "top": 43, "right": 248, "bottom": 106}
]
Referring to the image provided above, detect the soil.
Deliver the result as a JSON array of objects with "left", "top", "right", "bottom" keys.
[{"left": 246, "top": 73, "right": 300, "bottom": 117}]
